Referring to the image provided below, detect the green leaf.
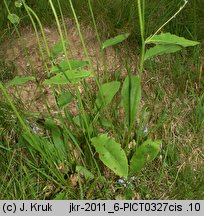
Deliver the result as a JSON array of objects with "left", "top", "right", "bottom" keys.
[
  {"left": 44, "top": 118, "right": 66, "bottom": 161},
  {"left": 102, "top": 33, "right": 130, "bottom": 49},
  {"left": 144, "top": 33, "right": 199, "bottom": 60},
  {"left": 7, "top": 76, "right": 35, "bottom": 87},
  {"left": 76, "top": 166, "right": 94, "bottom": 180},
  {"left": 73, "top": 114, "right": 90, "bottom": 128},
  {"left": 95, "top": 81, "right": 120, "bottom": 109},
  {"left": 15, "top": 0, "right": 23, "bottom": 8},
  {"left": 50, "top": 60, "right": 88, "bottom": 74},
  {"left": 145, "top": 44, "right": 182, "bottom": 60},
  {"left": 54, "top": 192, "right": 66, "bottom": 200},
  {"left": 57, "top": 91, "right": 73, "bottom": 108},
  {"left": 21, "top": 132, "right": 50, "bottom": 155},
  {"left": 0, "top": 144, "right": 11, "bottom": 151},
  {"left": 129, "top": 139, "right": 161, "bottom": 176},
  {"left": 121, "top": 75, "right": 141, "bottom": 127},
  {"left": 44, "top": 70, "right": 91, "bottom": 84},
  {"left": 91, "top": 134, "right": 128, "bottom": 178},
  {"left": 100, "top": 117, "right": 112, "bottom": 128},
  {"left": 72, "top": 115, "right": 81, "bottom": 127},
  {"left": 21, "top": 132, "right": 63, "bottom": 166},
  {"left": 146, "top": 33, "right": 200, "bottom": 47},
  {"left": 8, "top": 14, "right": 20, "bottom": 24},
  {"left": 52, "top": 41, "right": 67, "bottom": 57}
]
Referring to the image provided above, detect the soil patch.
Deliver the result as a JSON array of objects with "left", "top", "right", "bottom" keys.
[{"left": 2, "top": 19, "right": 132, "bottom": 113}]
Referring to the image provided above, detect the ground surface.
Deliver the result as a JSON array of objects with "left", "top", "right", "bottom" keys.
[{"left": 2, "top": 19, "right": 127, "bottom": 113}]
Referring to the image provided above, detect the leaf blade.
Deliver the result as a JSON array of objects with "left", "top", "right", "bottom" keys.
[
  {"left": 44, "top": 118, "right": 66, "bottom": 161},
  {"left": 95, "top": 81, "right": 120, "bottom": 109},
  {"left": 57, "top": 91, "right": 73, "bottom": 108},
  {"left": 129, "top": 139, "right": 161, "bottom": 176},
  {"left": 121, "top": 75, "right": 141, "bottom": 127},
  {"left": 91, "top": 134, "right": 128, "bottom": 178},
  {"left": 7, "top": 76, "right": 35, "bottom": 87},
  {"left": 146, "top": 33, "right": 200, "bottom": 47},
  {"left": 52, "top": 40, "right": 67, "bottom": 57},
  {"left": 8, "top": 14, "right": 20, "bottom": 24},
  {"left": 50, "top": 60, "right": 88, "bottom": 74},
  {"left": 102, "top": 33, "right": 130, "bottom": 49},
  {"left": 76, "top": 166, "right": 94, "bottom": 180},
  {"left": 144, "top": 44, "right": 182, "bottom": 60},
  {"left": 44, "top": 70, "right": 91, "bottom": 84}
]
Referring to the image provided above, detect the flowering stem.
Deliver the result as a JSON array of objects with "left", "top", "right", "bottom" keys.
[{"left": 146, "top": 0, "right": 188, "bottom": 43}]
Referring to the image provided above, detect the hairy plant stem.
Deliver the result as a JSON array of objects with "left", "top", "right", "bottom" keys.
[
  {"left": 87, "top": 0, "right": 108, "bottom": 82},
  {"left": 126, "top": 0, "right": 145, "bottom": 150},
  {"left": 137, "top": 0, "right": 145, "bottom": 79},
  {"left": 146, "top": 0, "right": 188, "bottom": 43},
  {"left": 56, "top": 0, "right": 74, "bottom": 58},
  {"left": 4, "top": 0, "right": 52, "bottom": 116}
]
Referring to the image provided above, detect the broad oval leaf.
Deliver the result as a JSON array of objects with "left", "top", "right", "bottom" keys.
[
  {"left": 121, "top": 75, "right": 141, "bottom": 127},
  {"left": 50, "top": 60, "right": 88, "bottom": 74},
  {"left": 102, "top": 33, "right": 130, "bottom": 49},
  {"left": 144, "top": 44, "right": 182, "bottom": 60},
  {"left": 91, "top": 134, "right": 128, "bottom": 178},
  {"left": 8, "top": 14, "right": 20, "bottom": 24},
  {"left": 44, "top": 70, "right": 91, "bottom": 84},
  {"left": 95, "top": 81, "right": 120, "bottom": 109},
  {"left": 129, "top": 139, "right": 161, "bottom": 176},
  {"left": 146, "top": 33, "right": 200, "bottom": 47},
  {"left": 7, "top": 76, "right": 35, "bottom": 87}
]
